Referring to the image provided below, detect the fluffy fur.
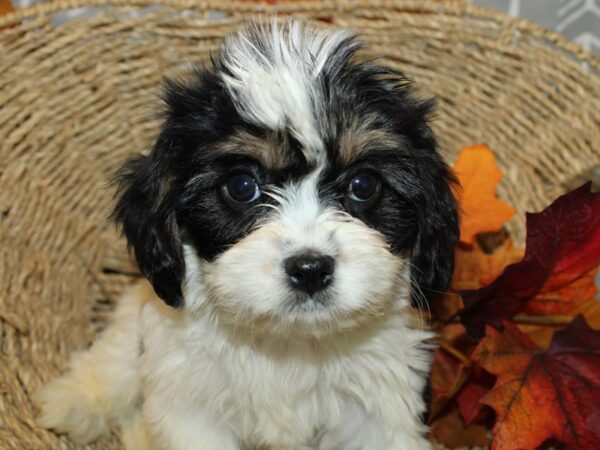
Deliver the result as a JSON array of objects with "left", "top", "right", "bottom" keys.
[{"left": 35, "top": 19, "right": 459, "bottom": 450}]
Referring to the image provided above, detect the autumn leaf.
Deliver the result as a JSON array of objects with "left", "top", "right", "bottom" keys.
[
  {"left": 456, "top": 365, "right": 496, "bottom": 426},
  {"left": 432, "top": 148, "right": 600, "bottom": 449},
  {"left": 519, "top": 298, "right": 600, "bottom": 348},
  {"left": 473, "top": 317, "right": 600, "bottom": 450},
  {"left": 429, "top": 346, "right": 469, "bottom": 421},
  {"left": 429, "top": 323, "right": 474, "bottom": 413},
  {"left": 430, "top": 408, "right": 490, "bottom": 449},
  {"left": 577, "top": 298, "right": 600, "bottom": 328},
  {"left": 0, "top": 0, "right": 13, "bottom": 15},
  {"left": 452, "top": 239, "right": 524, "bottom": 291},
  {"left": 460, "top": 183, "right": 600, "bottom": 338},
  {"left": 429, "top": 343, "right": 492, "bottom": 448},
  {"left": 429, "top": 237, "right": 523, "bottom": 321},
  {"left": 453, "top": 145, "right": 516, "bottom": 244},
  {"left": 522, "top": 267, "right": 598, "bottom": 315}
]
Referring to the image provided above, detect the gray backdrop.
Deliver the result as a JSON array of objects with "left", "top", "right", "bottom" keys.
[{"left": 474, "top": 0, "right": 600, "bottom": 55}]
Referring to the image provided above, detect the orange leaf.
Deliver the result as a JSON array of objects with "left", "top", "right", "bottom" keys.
[
  {"left": 429, "top": 239, "right": 524, "bottom": 322},
  {"left": 453, "top": 145, "right": 516, "bottom": 244},
  {"left": 576, "top": 298, "right": 600, "bottom": 328},
  {"left": 430, "top": 238, "right": 523, "bottom": 320},
  {"left": 454, "top": 363, "right": 497, "bottom": 427},
  {"left": 429, "top": 347, "right": 469, "bottom": 420},
  {"left": 519, "top": 298, "right": 600, "bottom": 348},
  {"left": 460, "top": 183, "right": 600, "bottom": 338},
  {"left": 0, "top": 0, "right": 13, "bottom": 16},
  {"left": 452, "top": 239, "right": 524, "bottom": 291},
  {"left": 522, "top": 267, "right": 598, "bottom": 315},
  {"left": 430, "top": 408, "right": 490, "bottom": 449},
  {"left": 473, "top": 318, "right": 600, "bottom": 450}
]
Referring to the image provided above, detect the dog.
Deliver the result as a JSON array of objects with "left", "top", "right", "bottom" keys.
[{"left": 34, "top": 19, "right": 459, "bottom": 450}]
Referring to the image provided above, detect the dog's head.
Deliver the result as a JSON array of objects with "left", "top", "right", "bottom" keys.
[{"left": 114, "top": 20, "right": 458, "bottom": 335}]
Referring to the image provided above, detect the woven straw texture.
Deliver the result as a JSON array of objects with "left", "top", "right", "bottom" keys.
[{"left": 1, "top": 1, "right": 599, "bottom": 448}]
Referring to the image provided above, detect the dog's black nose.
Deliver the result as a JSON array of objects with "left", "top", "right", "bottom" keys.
[{"left": 284, "top": 253, "right": 335, "bottom": 296}]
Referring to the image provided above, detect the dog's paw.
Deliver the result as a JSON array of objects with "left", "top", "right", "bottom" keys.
[{"left": 33, "top": 377, "right": 109, "bottom": 444}]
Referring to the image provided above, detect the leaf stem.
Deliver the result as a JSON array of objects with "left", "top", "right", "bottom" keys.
[
  {"left": 511, "top": 315, "right": 572, "bottom": 326},
  {"left": 436, "top": 314, "right": 573, "bottom": 327},
  {"left": 438, "top": 338, "right": 470, "bottom": 365}
]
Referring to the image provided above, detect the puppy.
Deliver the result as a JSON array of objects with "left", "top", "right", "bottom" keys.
[{"left": 35, "top": 20, "right": 459, "bottom": 450}]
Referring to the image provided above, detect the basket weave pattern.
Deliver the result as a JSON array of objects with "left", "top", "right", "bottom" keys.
[{"left": 1, "top": 1, "right": 599, "bottom": 448}]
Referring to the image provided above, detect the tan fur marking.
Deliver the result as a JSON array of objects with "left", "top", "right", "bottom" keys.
[
  {"left": 338, "top": 120, "right": 405, "bottom": 166},
  {"left": 214, "top": 129, "right": 292, "bottom": 169}
]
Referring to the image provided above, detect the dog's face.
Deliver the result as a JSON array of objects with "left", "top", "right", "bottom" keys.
[{"left": 114, "top": 21, "right": 458, "bottom": 335}]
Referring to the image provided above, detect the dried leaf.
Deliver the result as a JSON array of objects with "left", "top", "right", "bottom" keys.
[
  {"left": 473, "top": 317, "right": 600, "bottom": 450},
  {"left": 429, "top": 323, "right": 478, "bottom": 433},
  {"left": 430, "top": 408, "right": 490, "bottom": 449},
  {"left": 430, "top": 239, "right": 523, "bottom": 321},
  {"left": 456, "top": 365, "right": 496, "bottom": 426},
  {"left": 523, "top": 267, "right": 598, "bottom": 315},
  {"left": 0, "top": 0, "right": 13, "bottom": 15},
  {"left": 452, "top": 239, "right": 524, "bottom": 291},
  {"left": 429, "top": 347, "right": 469, "bottom": 420},
  {"left": 460, "top": 183, "right": 600, "bottom": 338},
  {"left": 452, "top": 145, "right": 516, "bottom": 244},
  {"left": 572, "top": 298, "right": 600, "bottom": 328},
  {"left": 519, "top": 298, "right": 600, "bottom": 349}
]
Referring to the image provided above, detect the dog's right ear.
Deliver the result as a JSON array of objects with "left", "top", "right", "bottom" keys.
[{"left": 113, "top": 133, "right": 185, "bottom": 308}]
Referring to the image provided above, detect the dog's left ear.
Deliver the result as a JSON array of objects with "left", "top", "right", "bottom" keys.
[
  {"left": 112, "top": 133, "right": 186, "bottom": 308},
  {"left": 410, "top": 125, "right": 459, "bottom": 303}
]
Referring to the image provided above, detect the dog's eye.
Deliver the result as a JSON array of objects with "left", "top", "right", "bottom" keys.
[
  {"left": 347, "top": 172, "right": 380, "bottom": 202},
  {"left": 223, "top": 174, "right": 260, "bottom": 204}
]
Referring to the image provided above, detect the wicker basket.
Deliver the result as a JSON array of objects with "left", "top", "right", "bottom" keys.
[{"left": 1, "top": 1, "right": 599, "bottom": 448}]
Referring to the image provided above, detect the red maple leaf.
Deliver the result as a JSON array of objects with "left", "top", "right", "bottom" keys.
[
  {"left": 459, "top": 183, "right": 600, "bottom": 338},
  {"left": 456, "top": 364, "right": 495, "bottom": 426},
  {"left": 473, "top": 316, "right": 600, "bottom": 450},
  {"left": 522, "top": 267, "right": 598, "bottom": 315}
]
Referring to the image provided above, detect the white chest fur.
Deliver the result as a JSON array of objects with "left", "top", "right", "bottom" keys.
[{"left": 139, "top": 298, "right": 433, "bottom": 450}]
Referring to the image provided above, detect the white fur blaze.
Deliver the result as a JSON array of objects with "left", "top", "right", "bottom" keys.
[{"left": 218, "top": 19, "right": 353, "bottom": 162}]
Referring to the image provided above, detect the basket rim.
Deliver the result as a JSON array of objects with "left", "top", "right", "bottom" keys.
[{"left": 1, "top": 0, "right": 598, "bottom": 72}]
